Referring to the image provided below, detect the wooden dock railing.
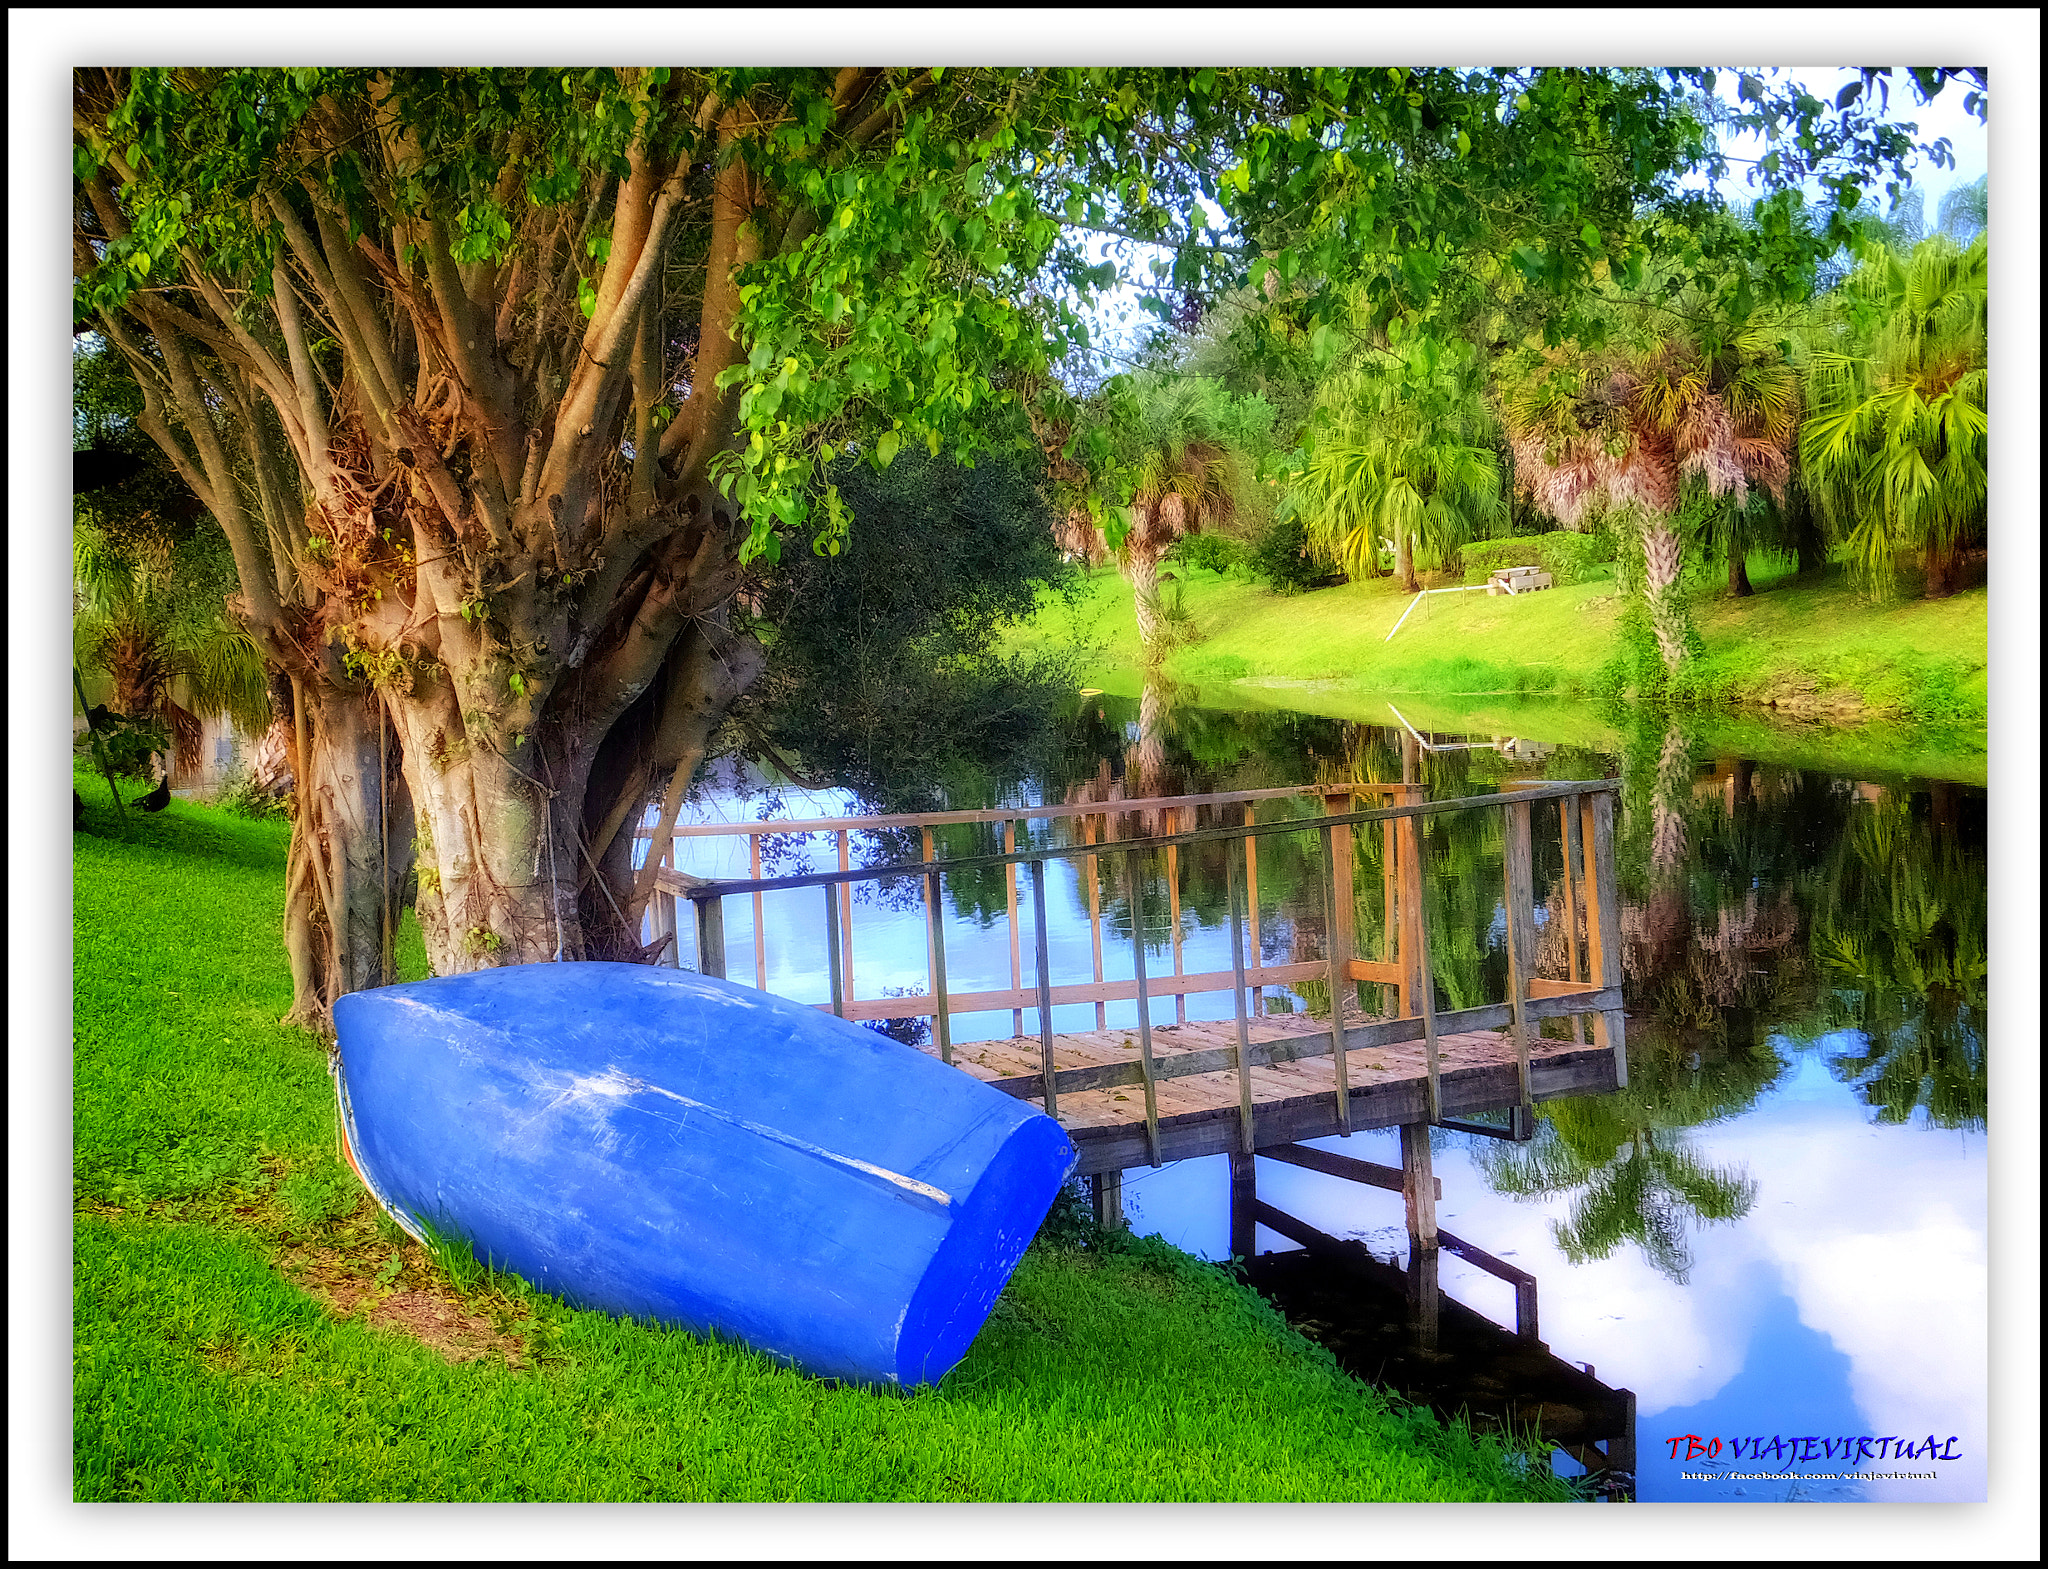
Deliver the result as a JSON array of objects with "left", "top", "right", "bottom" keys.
[{"left": 646, "top": 779, "right": 1628, "bottom": 1139}]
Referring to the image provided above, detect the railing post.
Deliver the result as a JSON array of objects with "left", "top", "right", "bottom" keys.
[
  {"left": 1166, "top": 807, "right": 1185, "bottom": 1024},
  {"left": 1125, "top": 847, "right": 1162, "bottom": 1166},
  {"left": 1243, "top": 802, "right": 1263, "bottom": 1015},
  {"left": 750, "top": 832, "right": 767, "bottom": 990},
  {"left": 1559, "top": 797, "right": 1584, "bottom": 1044},
  {"left": 693, "top": 893, "right": 726, "bottom": 980},
  {"left": 1319, "top": 824, "right": 1354, "bottom": 1136},
  {"left": 1004, "top": 818, "right": 1023, "bottom": 1040},
  {"left": 822, "top": 882, "right": 844, "bottom": 1018},
  {"left": 1583, "top": 788, "right": 1628, "bottom": 1089},
  {"left": 1084, "top": 814, "right": 1106, "bottom": 1030},
  {"left": 1322, "top": 790, "right": 1355, "bottom": 1024},
  {"left": 647, "top": 885, "right": 675, "bottom": 966},
  {"left": 1503, "top": 796, "right": 1536, "bottom": 1112},
  {"left": 835, "top": 828, "right": 854, "bottom": 1008},
  {"left": 1399, "top": 807, "right": 1443, "bottom": 1123},
  {"left": 1030, "top": 857, "right": 1057, "bottom": 1118},
  {"left": 1227, "top": 837, "right": 1256, "bottom": 1156},
  {"left": 1381, "top": 800, "right": 1401, "bottom": 1017},
  {"left": 926, "top": 865, "right": 952, "bottom": 1065}
]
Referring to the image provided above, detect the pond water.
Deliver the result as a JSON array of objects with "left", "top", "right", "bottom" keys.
[{"left": 660, "top": 683, "right": 1987, "bottom": 1504}]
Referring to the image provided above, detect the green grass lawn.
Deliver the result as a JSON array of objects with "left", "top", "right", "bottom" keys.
[
  {"left": 1017, "top": 556, "right": 1988, "bottom": 733},
  {"left": 70, "top": 766, "right": 1572, "bottom": 1503}
]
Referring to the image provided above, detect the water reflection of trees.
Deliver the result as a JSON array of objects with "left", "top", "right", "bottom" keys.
[
  {"left": 788, "top": 680, "right": 1985, "bottom": 1153},
  {"left": 1793, "top": 790, "right": 1987, "bottom": 1130},
  {"left": 1470, "top": 707, "right": 1987, "bottom": 1280},
  {"left": 1472, "top": 1038, "right": 1775, "bottom": 1283}
]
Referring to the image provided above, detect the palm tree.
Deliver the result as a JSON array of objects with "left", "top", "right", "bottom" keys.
[
  {"left": 1799, "top": 232, "right": 1988, "bottom": 598},
  {"left": 1290, "top": 340, "right": 1504, "bottom": 593},
  {"left": 1500, "top": 283, "right": 1799, "bottom": 672},
  {"left": 1065, "top": 375, "right": 1258, "bottom": 655},
  {"left": 74, "top": 523, "right": 269, "bottom": 784}
]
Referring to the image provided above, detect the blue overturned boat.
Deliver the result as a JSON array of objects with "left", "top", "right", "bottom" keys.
[{"left": 331, "top": 962, "right": 1076, "bottom": 1386}]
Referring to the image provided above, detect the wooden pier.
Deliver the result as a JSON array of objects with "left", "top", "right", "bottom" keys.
[
  {"left": 641, "top": 776, "right": 1629, "bottom": 1481},
  {"left": 648, "top": 776, "right": 1625, "bottom": 1217}
]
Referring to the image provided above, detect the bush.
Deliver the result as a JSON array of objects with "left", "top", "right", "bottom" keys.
[
  {"left": 78, "top": 710, "right": 169, "bottom": 780},
  {"left": 1460, "top": 531, "right": 1613, "bottom": 587},
  {"left": 1247, "top": 516, "right": 1330, "bottom": 594},
  {"left": 215, "top": 766, "right": 290, "bottom": 821},
  {"left": 1170, "top": 532, "right": 1245, "bottom": 577}
]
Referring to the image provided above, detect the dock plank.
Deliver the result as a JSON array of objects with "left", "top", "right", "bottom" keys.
[{"left": 915, "top": 1017, "right": 1619, "bottom": 1175}]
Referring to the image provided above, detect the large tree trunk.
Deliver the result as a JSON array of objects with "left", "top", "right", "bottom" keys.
[
  {"left": 1396, "top": 529, "right": 1420, "bottom": 594},
  {"left": 1791, "top": 487, "right": 1829, "bottom": 577},
  {"left": 377, "top": 584, "right": 767, "bottom": 982},
  {"left": 281, "top": 679, "right": 411, "bottom": 1028},
  {"left": 1128, "top": 543, "right": 1166, "bottom": 655},
  {"left": 1922, "top": 538, "right": 1958, "bottom": 598},
  {"left": 1727, "top": 549, "right": 1753, "bottom": 598},
  {"left": 1642, "top": 519, "right": 1689, "bottom": 673}
]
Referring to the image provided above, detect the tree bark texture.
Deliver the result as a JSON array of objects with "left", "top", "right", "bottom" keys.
[
  {"left": 1642, "top": 519, "right": 1689, "bottom": 673},
  {"left": 1127, "top": 543, "right": 1166, "bottom": 655},
  {"left": 1922, "top": 538, "right": 1957, "bottom": 599},
  {"left": 1727, "top": 549, "right": 1753, "bottom": 598},
  {"left": 281, "top": 680, "right": 411, "bottom": 1026}
]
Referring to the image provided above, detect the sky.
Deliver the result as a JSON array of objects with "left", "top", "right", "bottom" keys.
[{"left": 11, "top": 11, "right": 2039, "bottom": 1565}]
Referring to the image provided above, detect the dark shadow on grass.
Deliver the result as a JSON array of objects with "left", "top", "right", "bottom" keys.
[{"left": 74, "top": 769, "right": 292, "bottom": 875}]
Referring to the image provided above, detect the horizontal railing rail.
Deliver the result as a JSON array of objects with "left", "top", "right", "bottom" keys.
[
  {"left": 647, "top": 778, "right": 1628, "bottom": 1163},
  {"left": 638, "top": 782, "right": 1409, "bottom": 841},
  {"left": 655, "top": 780, "right": 1616, "bottom": 898}
]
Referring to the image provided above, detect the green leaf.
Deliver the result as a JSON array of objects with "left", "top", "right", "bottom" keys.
[
  {"left": 577, "top": 277, "right": 597, "bottom": 319},
  {"left": 1580, "top": 222, "right": 1601, "bottom": 252},
  {"left": 875, "top": 429, "right": 900, "bottom": 468}
]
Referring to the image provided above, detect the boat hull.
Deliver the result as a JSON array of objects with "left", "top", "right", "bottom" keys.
[{"left": 332, "top": 962, "right": 1075, "bottom": 1386}]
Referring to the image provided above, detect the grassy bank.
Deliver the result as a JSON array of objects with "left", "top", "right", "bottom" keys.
[
  {"left": 1016, "top": 556, "right": 1988, "bottom": 735},
  {"left": 70, "top": 769, "right": 1570, "bottom": 1503}
]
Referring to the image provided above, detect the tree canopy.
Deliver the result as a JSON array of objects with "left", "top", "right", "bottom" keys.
[{"left": 70, "top": 63, "right": 1983, "bottom": 1017}]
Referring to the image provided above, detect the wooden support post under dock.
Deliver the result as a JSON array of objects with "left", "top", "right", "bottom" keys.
[
  {"left": 1399, "top": 1123, "right": 1438, "bottom": 1244},
  {"left": 1090, "top": 1169, "right": 1123, "bottom": 1231},
  {"left": 1228, "top": 1150, "right": 1257, "bottom": 1261},
  {"left": 1400, "top": 1121, "right": 1439, "bottom": 1350}
]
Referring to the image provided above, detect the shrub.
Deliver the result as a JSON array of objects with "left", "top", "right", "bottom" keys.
[
  {"left": 78, "top": 710, "right": 169, "bottom": 780},
  {"left": 215, "top": 766, "right": 291, "bottom": 821},
  {"left": 1247, "top": 516, "right": 1330, "bottom": 594},
  {"left": 1170, "top": 532, "right": 1246, "bottom": 577}
]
